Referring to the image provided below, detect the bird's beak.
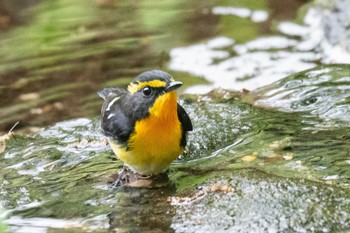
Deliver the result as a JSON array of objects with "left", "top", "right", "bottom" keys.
[{"left": 165, "top": 81, "right": 182, "bottom": 92}]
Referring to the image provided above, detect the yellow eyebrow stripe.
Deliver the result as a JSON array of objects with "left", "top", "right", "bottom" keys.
[{"left": 128, "top": 80, "right": 167, "bottom": 94}]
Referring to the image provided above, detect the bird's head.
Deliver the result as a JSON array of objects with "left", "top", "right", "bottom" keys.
[{"left": 127, "top": 70, "right": 182, "bottom": 120}]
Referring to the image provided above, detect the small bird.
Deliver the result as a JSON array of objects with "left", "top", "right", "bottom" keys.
[{"left": 98, "top": 70, "right": 193, "bottom": 177}]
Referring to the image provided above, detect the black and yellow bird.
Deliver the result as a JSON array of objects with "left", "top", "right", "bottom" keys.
[{"left": 98, "top": 70, "right": 192, "bottom": 176}]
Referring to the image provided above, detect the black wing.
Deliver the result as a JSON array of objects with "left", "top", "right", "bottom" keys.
[
  {"left": 98, "top": 88, "right": 133, "bottom": 145},
  {"left": 177, "top": 103, "right": 192, "bottom": 148},
  {"left": 177, "top": 103, "right": 193, "bottom": 132}
]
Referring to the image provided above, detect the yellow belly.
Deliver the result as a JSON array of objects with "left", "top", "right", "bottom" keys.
[{"left": 109, "top": 92, "right": 183, "bottom": 175}]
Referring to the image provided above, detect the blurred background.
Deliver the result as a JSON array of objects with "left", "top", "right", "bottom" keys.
[{"left": 1, "top": 0, "right": 348, "bottom": 132}]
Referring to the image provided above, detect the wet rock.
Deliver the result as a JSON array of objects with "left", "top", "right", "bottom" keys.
[{"left": 171, "top": 170, "right": 350, "bottom": 233}]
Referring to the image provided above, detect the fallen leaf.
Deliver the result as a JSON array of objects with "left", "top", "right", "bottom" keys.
[{"left": 241, "top": 155, "right": 257, "bottom": 162}]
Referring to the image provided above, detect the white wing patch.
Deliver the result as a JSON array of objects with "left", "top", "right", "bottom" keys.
[
  {"left": 106, "top": 97, "right": 120, "bottom": 111},
  {"left": 107, "top": 113, "right": 115, "bottom": 119}
]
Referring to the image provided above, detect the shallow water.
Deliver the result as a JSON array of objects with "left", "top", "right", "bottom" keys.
[
  {"left": 1, "top": 64, "right": 350, "bottom": 232},
  {"left": 1, "top": 0, "right": 350, "bottom": 232},
  {"left": 0, "top": 0, "right": 307, "bottom": 131}
]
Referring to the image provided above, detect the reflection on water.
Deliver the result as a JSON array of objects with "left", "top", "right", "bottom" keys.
[
  {"left": 108, "top": 186, "right": 176, "bottom": 233},
  {"left": 169, "top": 0, "right": 350, "bottom": 95},
  {"left": 169, "top": 35, "right": 318, "bottom": 93},
  {"left": 0, "top": 0, "right": 307, "bottom": 131},
  {"left": 0, "top": 0, "right": 218, "bottom": 131},
  {"left": 212, "top": 6, "right": 269, "bottom": 23},
  {"left": 168, "top": 4, "right": 323, "bottom": 93}
]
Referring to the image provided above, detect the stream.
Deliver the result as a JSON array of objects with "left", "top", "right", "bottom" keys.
[{"left": 1, "top": 0, "right": 350, "bottom": 232}]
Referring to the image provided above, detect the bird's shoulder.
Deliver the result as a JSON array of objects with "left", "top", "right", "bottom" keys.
[
  {"left": 98, "top": 87, "right": 133, "bottom": 144},
  {"left": 98, "top": 88, "right": 128, "bottom": 114}
]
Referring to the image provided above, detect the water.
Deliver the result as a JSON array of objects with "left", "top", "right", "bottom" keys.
[
  {"left": 1, "top": 0, "right": 350, "bottom": 232},
  {"left": 0, "top": 0, "right": 306, "bottom": 131},
  {"left": 1, "top": 64, "right": 350, "bottom": 232}
]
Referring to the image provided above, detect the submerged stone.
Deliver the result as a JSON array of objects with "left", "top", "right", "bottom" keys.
[{"left": 171, "top": 170, "right": 350, "bottom": 233}]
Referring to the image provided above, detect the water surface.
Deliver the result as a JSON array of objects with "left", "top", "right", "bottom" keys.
[
  {"left": 1, "top": 64, "right": 350, "bottom": 232},
  {"left": 0, "top": 0, "right": 307, "bottom": 131},
  {"left": 1, "top": 0, "right": 350, "bottom": 232}
]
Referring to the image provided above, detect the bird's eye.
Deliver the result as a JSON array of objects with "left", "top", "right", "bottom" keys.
[{"left": 142, "top": 86, "right": 152, "bottom": 97}]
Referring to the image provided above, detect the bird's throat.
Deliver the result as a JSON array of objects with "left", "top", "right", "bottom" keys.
[{"left": 148, "top": 92, "right": 178, "bottom": 120}]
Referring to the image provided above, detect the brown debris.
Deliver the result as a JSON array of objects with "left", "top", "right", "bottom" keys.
[{"left": 169, "top": 182, "right": 235, "bottom": 205}]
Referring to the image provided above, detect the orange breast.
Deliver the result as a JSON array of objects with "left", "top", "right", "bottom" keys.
[{"left": 113, "top": 92, "right": 183, "bottom": 175}]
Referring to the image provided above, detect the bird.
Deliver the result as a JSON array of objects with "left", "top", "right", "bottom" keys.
[{"left": 98, "top": 70, "right": 193, "bottom": 178}]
